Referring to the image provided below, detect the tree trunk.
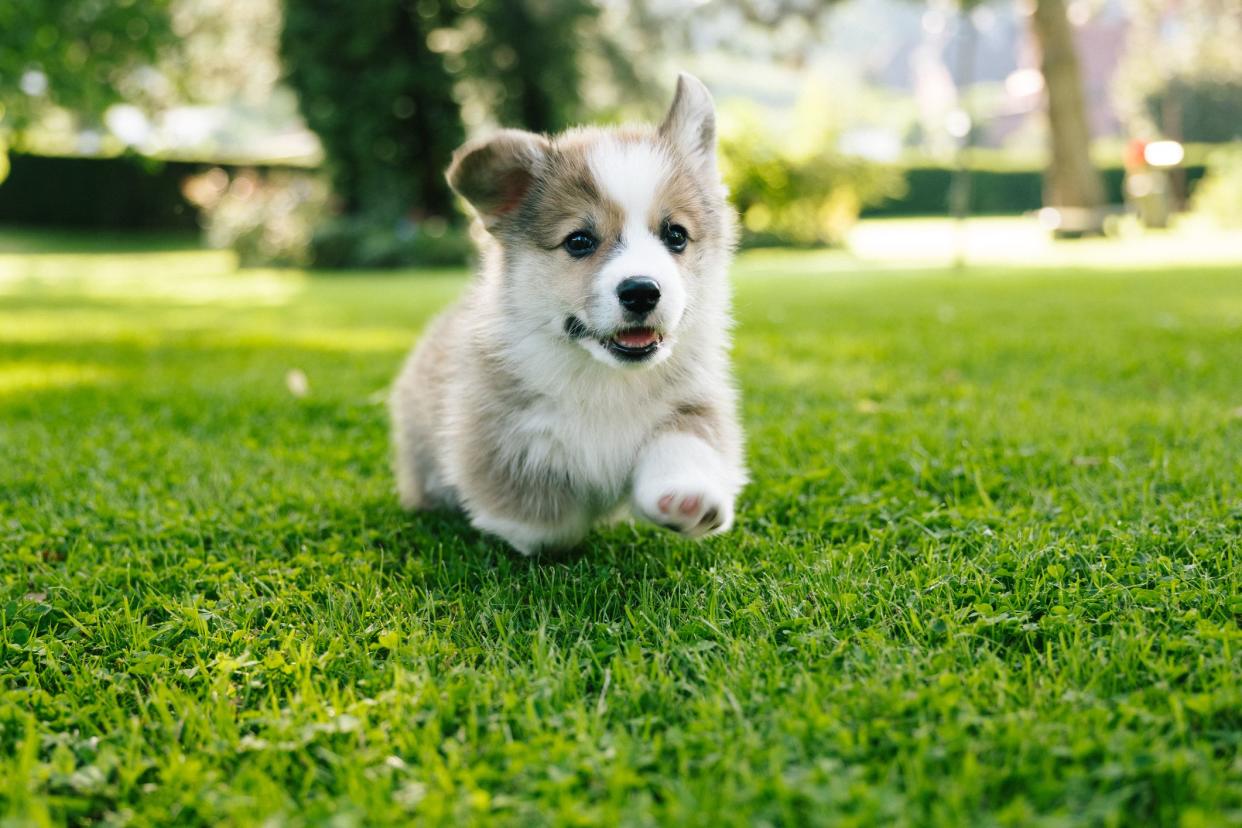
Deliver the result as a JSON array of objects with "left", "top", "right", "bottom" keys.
[{"left": 1031, "top": 0, "right": 1105, "bottom": 233}]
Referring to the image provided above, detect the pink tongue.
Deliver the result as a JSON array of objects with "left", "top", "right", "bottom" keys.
[{"left": 615, "top": 328, "right": 658, "bottom": 348}]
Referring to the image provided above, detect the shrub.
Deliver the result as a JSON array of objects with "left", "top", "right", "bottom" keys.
[
  {"left": 1191, "top": 147, "right": 1242, "bottom": 228},
  {"left": 1145, "top": 80, "right": 1242, "bottom": 144},
  {"left": 0, "top": 152, "right": 202, "bottom": 229},
  {"left": 307, "top": 214, "right": 473, "bottom": 270},
  {"left": 184, "top": 167, "right": 330, "bottom": 267},
  {"left": 280, "top": 0, "right": 464, "bottom": 224},
  {"left": 0, "top": 152, "right": 473, "bottom": 267},
  {"left": 185, "top": 166, "right": 475, "bottom": 268},
  {"left": 864, "top": 167, "right": 1046, "bottom": 216},
  {"left": 862, "top": 163, "right": 1206, "bottom": 218},
  {"left": 718, "top": 103, "right": 903, "bottom": 247}
]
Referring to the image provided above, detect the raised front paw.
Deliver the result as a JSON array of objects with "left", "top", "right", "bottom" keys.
[{"left": 637, "top": 479, "right": 734, "bottom": 538}]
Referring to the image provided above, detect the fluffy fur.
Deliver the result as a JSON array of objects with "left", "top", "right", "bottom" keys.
[{"left": 389, "top": 73, "right": 747, "bottom": 555}]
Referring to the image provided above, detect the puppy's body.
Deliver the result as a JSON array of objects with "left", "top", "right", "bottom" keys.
[{"left": 391, "top": 75, "right": 746, "bottom": 554}]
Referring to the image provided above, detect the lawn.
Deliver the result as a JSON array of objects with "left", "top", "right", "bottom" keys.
[{"left": 1, "top": 223, "right": 1240, "bottom": 826}]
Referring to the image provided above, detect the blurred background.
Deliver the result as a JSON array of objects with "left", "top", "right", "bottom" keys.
[{"left": 0, "top": 0, "right": 1240, "bottom": 268}]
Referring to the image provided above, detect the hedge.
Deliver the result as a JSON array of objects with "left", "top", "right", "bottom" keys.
[
  {"left": 862, "top": 164, "right": 1208, "bottom": 217},
  {"left": 0, "top": 152, "right": 306, "bottom": 230},
  {"left": 0, "top": 151, "right": 1212, "bottom": 230}
]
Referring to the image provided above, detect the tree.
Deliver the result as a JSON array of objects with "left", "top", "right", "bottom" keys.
[
  {"left": 1029, "top": 0, "right": 1105, "bottom": 230},
  {"left": 0, "top": 0, "right": 174, "bottom": 144},
  {"left": 463, "top": 0, "right": 598, "bottom": 134},
  {"left": 720, "top": 0, "right": 1108, "bottom": 232},
  {"left": 278, "top": 0, "right": 656, "bottom": 266},
  {"left": 280, "top": 0, "right": 464, "bottom": 222},
  {"left": 432, "top": 0, "right": 655, "bottom": 134},
  {"left": 165, "top": 0, "right": 285, "bottom": 111},
  {"left": 1114, "top": 0, "right": 1242, "bottom": 143}
]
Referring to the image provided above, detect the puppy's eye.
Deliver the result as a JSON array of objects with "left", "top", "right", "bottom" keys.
[
  {"left": 661, "top": 223, "right": 689, "bottom": 253},
  {"left": 563, "top": 230, "right": 598, "bottom": 258}
]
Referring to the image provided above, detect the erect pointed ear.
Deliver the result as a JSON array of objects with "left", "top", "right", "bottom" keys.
[
  {"left": 659, "top": 72, "right": 717, "bottom": 172},
  {"left": 446, "top": 129, "right": 549, "bottom": 229}
]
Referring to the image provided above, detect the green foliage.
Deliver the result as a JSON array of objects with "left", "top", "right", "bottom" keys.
[
  {"left": 185, "top": 166, "right": 474, "bottom": 269},
  {"left": 462, "top": 0, "right": 600, "bottom": 133},
  {"left": 862, "top": 164, "right": 1207, "bottom": 217},
  {"left": 278, "top": 0, "right": 653, "bottom": 267},
  {"left": 2, "top": 230, "right": 1241, "bottom": 824},
  {"left": 308, "top": 214, "right": 474, "bottom": 269},
  {"left": 165, "top": 0, "right": 286, "bottom": 109},
  {"left": 186, "top": 168, "right": 332, "bottom": 267},
  {"left": 280, "top": 0, "right": 464, "bottom": 223},
  {"left": 0, "top": 152, "right": 320, "bottom": 231},
  {"left": 0, "top": 1, "right": 174, "bottom": 136},
  {"left": 1113, "top": 0, "right": 1242, "bottom": 137},
  {"left": 719, "top": 103, "right": 903, "bottom": 247},
  {"left": 1145, "top": 78, "right": 1242, "bottom": 144},
  {"left": 0, "top": 152, "right": 199, "bottom": 229},
  {"left": 1191, "top": 147, "right": 1242, "bottom": 227}
]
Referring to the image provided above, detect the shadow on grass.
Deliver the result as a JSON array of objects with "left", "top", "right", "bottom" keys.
[
  {"left": 0, "top": 226, "right": 204, "bottom": 255},
  {"left": 373, "top": 494, "right": 728, "bottom": 593},
  {"left": 385, "top": 501, "right": 625, "bottom": 567}
]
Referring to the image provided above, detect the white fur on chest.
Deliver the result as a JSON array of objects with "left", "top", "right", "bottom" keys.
[{"left": 507, "top": 378, "right": 671, "bottom": 500}]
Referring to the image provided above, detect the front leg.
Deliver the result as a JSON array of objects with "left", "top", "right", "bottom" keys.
[{"left": 632, "top": 432, "right": 745, "bottom": 538}]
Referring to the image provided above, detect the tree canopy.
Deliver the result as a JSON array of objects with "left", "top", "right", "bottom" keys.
[
  {"left": 280, "top": 0, "right": 464, "bottom": 222},
  {"left": 0, "top": 1, "right": 175, "bottom": 141},
  {"left": 461, "top": 0, "right": 598, "bottom": 134}
]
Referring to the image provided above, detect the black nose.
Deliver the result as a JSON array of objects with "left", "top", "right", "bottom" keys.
[{"left": 617, "top": 277, "right": 660, "bottom": 315}]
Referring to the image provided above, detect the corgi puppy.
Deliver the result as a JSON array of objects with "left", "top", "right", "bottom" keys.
[{"left": 390, "top": 73, "right": 746, "bottom": 555}]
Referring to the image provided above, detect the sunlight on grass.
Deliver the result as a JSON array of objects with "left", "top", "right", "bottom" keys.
[
  {"left": 0, "top": 360, "right": 118, "bottom": 395},
  {"left": 0, "top": 249, "right": 304, "bottom": 306},
  {"left": 846, "top": 216, "right": 1242, "bottom": 269},
  {"left": 0, "top": 313, "right": 414, "bottom": 354},
  {"left": 0, "top": 310, "right": 181, "bottom": 345},
  {"left": 223, "top": 328, "right": 417, "bottom": 352}
]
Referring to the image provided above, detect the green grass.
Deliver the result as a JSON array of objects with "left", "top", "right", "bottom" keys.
[{"left": 1, "top": 226, "right": 1240, "bottom": 826}]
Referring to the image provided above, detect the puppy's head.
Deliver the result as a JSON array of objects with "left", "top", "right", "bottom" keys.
[{"left": 447, "top": 73, "right": 732, "bottom": 370}]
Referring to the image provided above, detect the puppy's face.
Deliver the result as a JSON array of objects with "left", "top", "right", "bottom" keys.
[{"left": 448, "top": 74, "right": 731, "bottom": 369}]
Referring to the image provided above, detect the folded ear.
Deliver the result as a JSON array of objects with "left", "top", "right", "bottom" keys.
[
  {"left": 659, "top": 73, "right": 717, "bottom": 172},
  {"left": 446, "top": 129, "right": 548, "bottom": 228}
]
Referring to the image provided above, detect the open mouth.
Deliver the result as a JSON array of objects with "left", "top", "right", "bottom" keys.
[
  {"left": 603, "top": 326, "right": 663, "bottom": 362},
  {"left": 564, "top": 315, "right": 666, "bottom": 364}
]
